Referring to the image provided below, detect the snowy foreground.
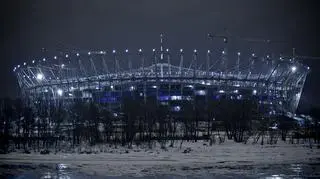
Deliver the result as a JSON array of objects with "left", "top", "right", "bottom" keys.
[{"left": 0, "top": 140, "right": 320, "bottom": 177}]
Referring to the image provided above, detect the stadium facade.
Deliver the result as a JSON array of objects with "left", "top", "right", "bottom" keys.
[{"left": 14, "top": 35, "right": 310, "bottom": 115}]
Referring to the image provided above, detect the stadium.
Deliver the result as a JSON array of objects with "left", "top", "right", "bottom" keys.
[{"left": 13, "top": 35, "right": 310, "bottom": 115}]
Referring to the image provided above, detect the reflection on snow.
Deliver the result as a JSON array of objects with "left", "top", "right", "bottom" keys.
[
  {"left": 39, "top": 164, "right": 70, "bottom": 179},
  {"left": 265, "top": 174, "right": 284, "bottom": 179}
]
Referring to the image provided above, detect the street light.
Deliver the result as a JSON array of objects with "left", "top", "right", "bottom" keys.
[
  {"left": 57, "top": 89, "right": 63, "bottom": 96},
  {"left": 253, "top": 89, "right": 257, "bottom": 95}
]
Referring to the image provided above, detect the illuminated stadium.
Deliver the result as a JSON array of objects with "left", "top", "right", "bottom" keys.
[{"left": 14, "top": 35, "right": 310, "bottom": 114}]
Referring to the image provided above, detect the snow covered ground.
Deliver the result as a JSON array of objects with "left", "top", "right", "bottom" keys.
[{"left": 0, "top": 140, "right": 319, "bottom": 177}]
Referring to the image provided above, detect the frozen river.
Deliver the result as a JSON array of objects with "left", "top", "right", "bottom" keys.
[
  {"left": 2, "top": 162, "right": 320, "bottom": 178},
  {"left": 1, "top": 141, "right": 320, "bottom": 178}
]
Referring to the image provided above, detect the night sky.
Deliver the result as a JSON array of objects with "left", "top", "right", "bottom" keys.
[{"left": 1, "top": 0, "right": 319, "bottom": 112}]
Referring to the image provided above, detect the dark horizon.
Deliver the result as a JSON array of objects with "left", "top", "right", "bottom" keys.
[{"left": 1, "top": 0, "right": 320, "bottom": 112}]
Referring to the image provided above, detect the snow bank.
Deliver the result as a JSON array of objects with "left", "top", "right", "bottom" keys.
[{"left": 0, "top": 140, "right": 319, "bottom": 177}]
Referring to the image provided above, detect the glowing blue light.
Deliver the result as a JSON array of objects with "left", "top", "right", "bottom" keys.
[{"left": 196, "top": 90, "right": 206, "bottom": 96}]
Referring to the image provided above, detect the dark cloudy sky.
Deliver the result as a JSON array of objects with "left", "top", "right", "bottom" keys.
[{"left": 1, "top": 0, "right": 319, "bottom": 111}]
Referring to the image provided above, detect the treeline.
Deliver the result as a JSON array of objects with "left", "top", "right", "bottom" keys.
[{"left": 0, "top": 97, "right": 319, "bottom": 153}]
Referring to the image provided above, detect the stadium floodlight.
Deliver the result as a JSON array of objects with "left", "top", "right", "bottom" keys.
[
  {"left": 57, "top": 89, "right": 63, "bottom": 96},
  {"left": 36, "top": 73, "right": 44, "bottom": 80},
  {"left": 291, "top": 66, "right": 297, "bottom": 72}
]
